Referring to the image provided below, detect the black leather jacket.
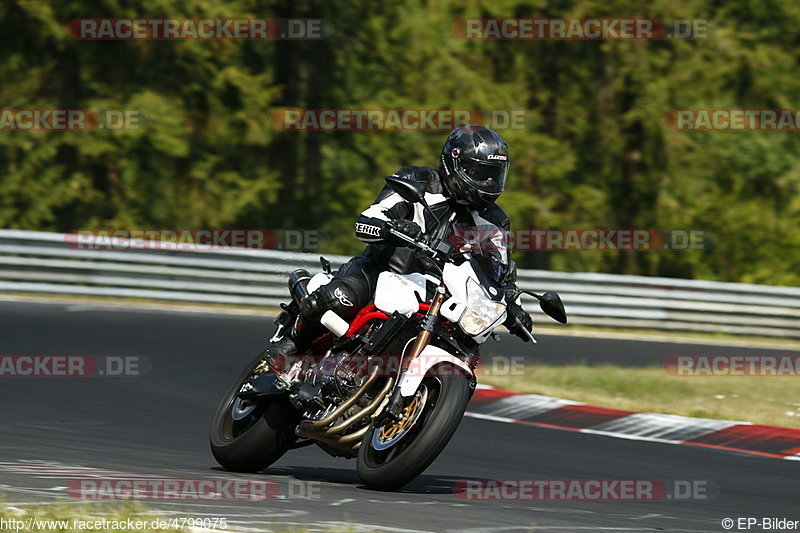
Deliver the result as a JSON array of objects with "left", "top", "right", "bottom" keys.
[{"left": 353, "top": 166, "right": 512, "bottom": 282}]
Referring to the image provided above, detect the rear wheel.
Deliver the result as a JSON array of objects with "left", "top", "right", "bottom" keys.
[
  {"left": 210, "top": 353, "right": 297, "bottom": 472},
  {"left": 357, "top": 364, "right": 470, "bottom": 491}
]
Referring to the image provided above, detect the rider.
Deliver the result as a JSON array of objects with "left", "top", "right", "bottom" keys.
[{"left": 271, "top": 124, "right": 533, "bottom": 357}]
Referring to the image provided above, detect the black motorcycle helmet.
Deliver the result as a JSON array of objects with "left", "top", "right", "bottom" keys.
[{"left": 439, "top": 125, "right": 509, "bottom": 209}]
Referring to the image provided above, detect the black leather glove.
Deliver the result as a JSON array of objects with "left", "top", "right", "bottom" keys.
[
  {"left": 504, "top": 292, "right": 533, "bottom": 341},
  {"left": 382, "top": 219, "right": 422, "bottom": 247}
]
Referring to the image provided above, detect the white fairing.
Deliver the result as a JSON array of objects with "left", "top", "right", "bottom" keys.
[
  {"left": 306, "top": 254, "right": 505, "bottom": 344},
  {"left": 398, "top": 345, "right": 474, "bottom": 396},
  {"left": 440, "top": 298, "right": 467, "bottom": 323},
  {"left": 306, "top": 272, "right": 333, "bottom": 294},
  {"left": 439, "top": 261, "right": 507, "bottom": 343},
  {"left": 441, "top": 261, "right": 478, "bottom": 303},
  {"left": 374, "top": 271, "right": 430, "bottom": 317}
]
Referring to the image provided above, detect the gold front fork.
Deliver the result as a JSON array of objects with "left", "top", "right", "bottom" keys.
[{"left": 403, "top": 283, "right": 447, "bottom": 371}]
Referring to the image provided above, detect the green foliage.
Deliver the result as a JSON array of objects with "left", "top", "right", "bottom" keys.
[{"left": 0, "top": 0, "right": 798, "bottom": 284}]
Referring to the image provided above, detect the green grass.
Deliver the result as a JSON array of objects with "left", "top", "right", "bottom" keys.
[
  {"left": 0, "top": 500, "right": 375, "bottom": 532},
  {"left": 531, "top": 323, "right": 800, "bottom": 348},
  {"left": 0, "top": 502, "right": 185, "bottom": 532},
  {"left": 480, "top": 364, "right": 800, "bottom": 428}
]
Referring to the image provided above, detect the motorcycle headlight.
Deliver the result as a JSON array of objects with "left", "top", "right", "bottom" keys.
[{"left": 458, "top": 278, "right": 507, "bottom": 336}]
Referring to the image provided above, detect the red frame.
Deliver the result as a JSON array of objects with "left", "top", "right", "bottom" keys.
[{"left": 344, "top": 303, "right": 431, "bottom": 337}]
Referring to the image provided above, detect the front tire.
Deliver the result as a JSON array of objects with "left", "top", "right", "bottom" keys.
[
  {"left": 357, "top": 364, "right": 471, "bottom": 491},
  {"left": 210, "top": 353, "right": 297, "bottom": 472}
]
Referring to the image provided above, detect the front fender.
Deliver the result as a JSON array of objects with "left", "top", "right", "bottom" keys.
[{"left": 398, "top": 345, "right": 474, "bottom": 397}]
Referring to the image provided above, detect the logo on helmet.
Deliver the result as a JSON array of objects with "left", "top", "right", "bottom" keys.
[{"left": 488, "top": 154, "right": 508, "bottom": 161}]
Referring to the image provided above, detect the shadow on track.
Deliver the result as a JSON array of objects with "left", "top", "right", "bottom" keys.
[{"left": 211, "top": 464, "right": 473, "bottom": 494}]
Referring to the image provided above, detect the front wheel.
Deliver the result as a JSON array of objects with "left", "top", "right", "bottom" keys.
[
  {"left": 357, "top": 364, "right": 471, "bottom": 491},
  {"left": 210, "top": 352, "right": 297, "bottom": 472}
]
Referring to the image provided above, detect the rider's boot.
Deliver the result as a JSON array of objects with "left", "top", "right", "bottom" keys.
[
  {"left": 266, "top": 268, "right": 364, "bottom": 371},
  {"left": 264, "top": 313, "right": 316, "bottom": 373}
]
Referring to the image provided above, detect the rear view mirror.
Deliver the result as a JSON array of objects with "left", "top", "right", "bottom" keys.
[
  {"left": 538, "top": 291, "right": 567, "bottom": 324},
  {"left": 385, "top": 174, "right": 425, "bottom": 204},
  {"left": 515, "top": 289, "right": 568, "bottom": 324}
]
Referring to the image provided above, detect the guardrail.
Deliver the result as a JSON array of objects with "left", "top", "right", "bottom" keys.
[{"left": 1, "top": 229, "right": 798, "bottom": 338}]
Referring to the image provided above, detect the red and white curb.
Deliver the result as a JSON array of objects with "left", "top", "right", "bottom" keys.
[{"left": 468, "top": 384, "right": 800, "bottom": 460}]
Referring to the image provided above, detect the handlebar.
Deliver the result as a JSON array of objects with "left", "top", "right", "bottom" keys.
[
  {"left": 386, "top": 224, "right": 451, "bottom": 261},
  {"left": 513, "top": 315, "right": 537, "bottom": 344}
]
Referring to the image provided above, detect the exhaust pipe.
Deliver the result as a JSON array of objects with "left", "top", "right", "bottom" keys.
[
  {"left": 296, "top": 372, "right": 394, "bottom": 452},
  {"left": 304, "top": 366, "right": 380, "bottom": 430}
]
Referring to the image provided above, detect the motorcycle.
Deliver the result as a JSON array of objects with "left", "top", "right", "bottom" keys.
[{"left": 210, "top": 174, "right": 568, "bottom": 491}]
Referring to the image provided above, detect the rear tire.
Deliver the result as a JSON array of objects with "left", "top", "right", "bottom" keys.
[
  {"left": 210, "top": 353, "right": 297, "bottom": 472},
  {"left": 357, "top": 364, "right": 470, "bottom": 491}
]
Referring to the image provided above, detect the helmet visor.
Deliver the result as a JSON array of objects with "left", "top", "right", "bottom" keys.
[{"left": 459, "top": 159, "right": 508, "bottom": 193}]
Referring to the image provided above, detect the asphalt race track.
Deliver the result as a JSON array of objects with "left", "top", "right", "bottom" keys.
[{"left": 1, "top": 299, "right": 799, "bottom": 532}]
